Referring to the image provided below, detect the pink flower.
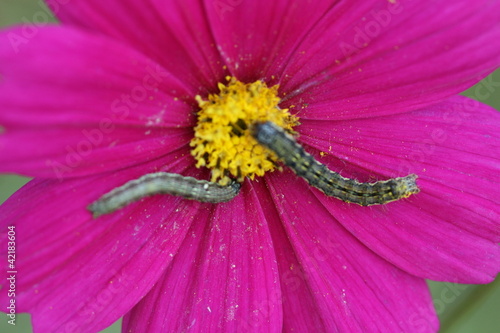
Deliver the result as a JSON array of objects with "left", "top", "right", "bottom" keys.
[{"left": 1, "top": 0, "right": 499, "bottom": 332}]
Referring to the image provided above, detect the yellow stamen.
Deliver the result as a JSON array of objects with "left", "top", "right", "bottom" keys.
[{"left": 190, "top": 77, "right": 299, "bottom": 185}]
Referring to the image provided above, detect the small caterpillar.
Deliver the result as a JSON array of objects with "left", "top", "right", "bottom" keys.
[
  {"left": 252, "top": 121, "right": 419, "bottom": 206},
  {"left": 88, "top": 172, "right": 241, "bottom": 217}
]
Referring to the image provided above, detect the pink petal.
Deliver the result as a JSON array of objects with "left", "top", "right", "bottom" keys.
[
  {"left": 204, "top": 0, "right": 337, "bottom": 83},
  {"left": 252, "top": 180, "right": 335, "bottom": 331},
  {"left": 0, "top": 126, "right": 192, "bottom": 178},
  {"left": 204, "top": 0, "right": 500, "bottom": 119},
  {"left": 0, "top": 26, "right": 194, "bottom": 177},
  {"left": 264, "top": 174, "right": 438, "bottom": 332},
  {"left": 296, "top": 96, "right": 500, "bottom": 282},
  {"left": 50, "top": 0, "right": 227, "bottom": 91},
  {"left": 0, "top": 155, "right": 205, "bottom": 332},
  {"left": 279, "top": 0, "right": 500, "bottom": 119},
  {"left": 123, "top": 181, "right": 282, "bottom": 332}
]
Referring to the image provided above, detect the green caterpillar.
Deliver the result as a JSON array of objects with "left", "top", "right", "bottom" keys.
[
  {"left": 88, "top": 172, "right": 241, "bottom": 217},
  {"left": 252, "top": 121, "right": 419, "bottom": 206}
]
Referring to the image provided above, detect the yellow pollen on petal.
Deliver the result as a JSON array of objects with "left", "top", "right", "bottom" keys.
[{"left": 190, "top": 77, "right": 299, "bottom": 185}]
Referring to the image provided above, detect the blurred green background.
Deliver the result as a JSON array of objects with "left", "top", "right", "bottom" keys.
[{"left": 0, "top": 1, "right": 499, "bottom": 332}]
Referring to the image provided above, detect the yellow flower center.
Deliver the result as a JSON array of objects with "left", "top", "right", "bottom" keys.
[{"left": 190, "top": 77, "right": 299, "bottom": 185}]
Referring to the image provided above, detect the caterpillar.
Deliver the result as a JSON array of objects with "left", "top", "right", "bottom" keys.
[
  {"left": 88, "top": 172, "right": 241, "bottom": 217},
  {"left": 252, "top": 121, "right": 419, "bottom": 206}
]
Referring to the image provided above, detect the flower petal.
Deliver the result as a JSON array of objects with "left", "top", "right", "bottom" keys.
[
  {"left": 280, "top": 0, "right": 500, "bottom": 119},
  {"left": 265, "top": 172, "right": 439, "bottom": 332},
  {"left": 252, "top": 180, "right": 335, "bottom": 331},
  {"left": 123, "top": 181, "right": 282, "bottom": 332},
  {"left": 0, "top": 155, "right": 204, "bottom": 332},
  {"left": 0, "top": 126, "right": 192, "bottom": 178},
  {"left": 297, "top": 96, "right": 500, "bottom": 282},
  {"left": 50, "top": 0, "right": 226, "bottom": 90},
  {"left": 204, "top": 0, "right": 337, "bottom": 82},
  {"left": 0, "top": 26, "right": 194, "bottom": 177}
]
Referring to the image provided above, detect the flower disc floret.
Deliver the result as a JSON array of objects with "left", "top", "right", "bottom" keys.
[{"left": 190, "top": 77, "right": 298, "bottom": 185}]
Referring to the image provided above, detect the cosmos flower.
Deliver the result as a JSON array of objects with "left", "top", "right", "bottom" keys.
[{"left": 1, "top": 0, "right": 499, "bottom": 332}]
